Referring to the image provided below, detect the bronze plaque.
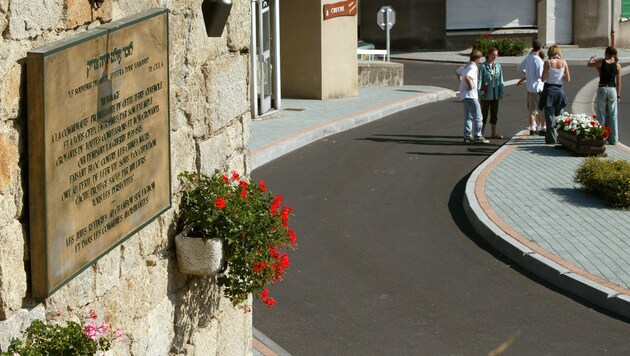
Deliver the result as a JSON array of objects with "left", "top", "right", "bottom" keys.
[
  {"left": 323, "top": 0, "right": 357, "bottom": 20},
  {"left": 27, "top": 9, "right": 171, "bottom": 298}
]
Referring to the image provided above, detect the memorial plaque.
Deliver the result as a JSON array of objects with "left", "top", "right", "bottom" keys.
[{"left": 27, "top": 9, "right": 171, "bottom": 298}]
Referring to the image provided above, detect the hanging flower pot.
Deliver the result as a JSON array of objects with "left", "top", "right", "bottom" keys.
[
  {"left": 175, "top": 225, "right": 226, "bottom": 276},
  {"left": 178, "top": 169, "right": 297, "bottom": 309}
]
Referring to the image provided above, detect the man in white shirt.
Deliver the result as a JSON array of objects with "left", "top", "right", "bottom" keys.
[
  {"left": 517, "top": 39, "right": 545, "bottom": 135},
  {"left": 456, "top": 49, "right": 489, "bottom": 144}
]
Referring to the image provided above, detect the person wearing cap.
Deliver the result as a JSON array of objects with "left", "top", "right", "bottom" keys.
[
  {"left": 517, "top": 39, "right": 545, "bottom": 135},
  {"left": 588, "top": 46, "right": 622, "bottom": 145}
]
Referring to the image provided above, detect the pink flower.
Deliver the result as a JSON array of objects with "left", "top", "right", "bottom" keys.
[
  {"left": 98, "top": 321, "right": 110, "bottom": 335},
  {"left": 231, "top": 171, "right": 240, "bottom": 181},
  {"left": 115, "top": 326, "right": 124, "bottom": 341},
  {"left": 83, "top": 322, "right": 98, "bottom": 340}
]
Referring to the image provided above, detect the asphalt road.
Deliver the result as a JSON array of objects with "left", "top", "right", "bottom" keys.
[{"left": 252, "top": 61, "right": 630, "bottom": 355}]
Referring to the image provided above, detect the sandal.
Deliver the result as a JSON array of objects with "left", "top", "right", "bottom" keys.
[{"left": 491, "top": 134, "right": 504, "bottom": 139}]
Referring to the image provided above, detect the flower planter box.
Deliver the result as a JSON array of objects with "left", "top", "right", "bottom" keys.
[
  {"left": 175, "top": 225, "right": 225, "bottom": 276},
  {"left": 556, "top": 129, "right": 606, "bottom": 155}
]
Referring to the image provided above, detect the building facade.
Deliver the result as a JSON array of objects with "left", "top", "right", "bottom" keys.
[{"left": 360, "top": 0, "right": 628, "bottom": 50}]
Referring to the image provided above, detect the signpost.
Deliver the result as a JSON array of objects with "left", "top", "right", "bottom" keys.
[{"left": 377, "top": 6, "right": 396, "bottom": 61}]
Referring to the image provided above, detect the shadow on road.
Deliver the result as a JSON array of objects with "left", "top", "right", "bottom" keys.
[{"left": 357, "top": 134, "right": 501, "bottom": 156}]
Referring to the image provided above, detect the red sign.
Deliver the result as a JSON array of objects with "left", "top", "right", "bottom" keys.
[{"left": 323, "top": 0, "right": 357, "bottom": 21}]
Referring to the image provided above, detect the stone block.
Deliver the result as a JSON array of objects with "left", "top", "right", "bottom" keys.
[
  {"left": 111, "top": 0, "right": 154, "bottom": 18},
  {"left": 170, "top": 127, "right": 196, "bottom": 178},
  {"left": 6, "top": 0, "right": 64, "bottom": 40},
  {"left": 227, "top": 0, "right": 251, "bottom": 51},
  {"left": 172, "top": 277, "right": 223, "bottom": 352},
  {"left": 0, "top": 129, "right": 18, "bottom": 196},
  {"left": 94, "top": 246, "right": 121, "bottom": 297},
  {"left": 128, "top": 297, "right": 174, "bottom": 356},
  {"left": 102, "top": 257, "right": 169, "bottom": 321},
  {"left": 0, "top": 63, "right": 23, "bottom": 120},
  {"left": 0, "top": 305, "right": 45, "bottom": 349},
  {"left": 0, "top": 220, "right": 27, "bottom": 319},
  {"left": 45, "top": 267, "right": 96, "bottom": 313},
  {"left": 199, "top": 119, "right": 246, "bottom": 175},
  {"left": 64, "top": 0, "right": 112, "bottom": 28},
  {"left": 0, "top": 14, "right": 7, "bottom": 39},
  {"left": 217, "top": 296, "right": 252, "bottom": 355},
  {"left": 358, "top": 61, "right": 404, "bottom": 87},
  {"left": 191, "top": 319, "right": 219, "bottom": 356},
  {"left": 119, "top": 234, "right": 141, "bottom": 276},
  {"left": 203, "top": 54, "right": 249, "bottom": 131}
]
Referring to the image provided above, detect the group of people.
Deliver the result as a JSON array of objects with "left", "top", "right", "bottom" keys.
[{"left": 456, "top": 39, "right": 621, "bottom": 146}]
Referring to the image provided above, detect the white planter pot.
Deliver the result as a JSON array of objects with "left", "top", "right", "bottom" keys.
[{"left": 175, "top": 226, "right": 225, "bottom": 276}]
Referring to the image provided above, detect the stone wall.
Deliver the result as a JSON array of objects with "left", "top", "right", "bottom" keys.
[{"left": 0, "top": 0, "right": 252, "bottom": 355}]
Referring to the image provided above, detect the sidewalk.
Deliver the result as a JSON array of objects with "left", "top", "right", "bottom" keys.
[
  {"left": 391, "top": 47, "right": 630, "bottom": 65},
  {"left": 250, "top": 49, "right": 630, "bottom": 354}
]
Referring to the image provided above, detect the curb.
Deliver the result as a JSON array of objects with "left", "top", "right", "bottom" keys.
[
  {"left": 463, "top": 131, "right": 630, "bottom": 320},
  {"left": 250, "top": 89, "right": 455, "bottom": 169},
  {"left": 252, "top": 327, "right": 292, "bottom": 356}
]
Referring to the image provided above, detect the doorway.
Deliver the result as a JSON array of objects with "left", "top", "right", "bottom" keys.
[{"left": 251, "top": 0, "right": 281, "bottom": 117}]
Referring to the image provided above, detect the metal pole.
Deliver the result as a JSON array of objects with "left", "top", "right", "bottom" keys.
[
  {"left": 610, "top": 0, "right": 616, "bottom": 47},
  {"left": 272, "top": 0, "right": 281, "bottom": 110},
  {"left": 385, "top": 9, "right": 390, "bottom": 61},
  {"left": 251, "top": 0, "right": 258, "bottom": 117}
]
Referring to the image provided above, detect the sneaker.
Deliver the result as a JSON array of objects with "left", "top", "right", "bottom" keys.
[
  {"left": 539, "top": 129, "right": 546, "bottom": 136},
  {"left": 474, "top": 137, "right": 490, "bottom": 144},
  {"left": 530, "top": 130, "right": 537, "bottom": 135},
  {"left": 463, "top": 136, "right": 473, "bottom": 143}
]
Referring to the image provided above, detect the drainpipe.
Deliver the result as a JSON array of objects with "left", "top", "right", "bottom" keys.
[{"left": 611, "top": 0, "right": 616, "bottom": 47}]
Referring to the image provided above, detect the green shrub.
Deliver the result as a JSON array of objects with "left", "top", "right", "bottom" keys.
[
  {"left": 574, "top": 158, "right": 630, "bottom": 209},
  {"left": 473, "top": 34, "right": 527, "bottom": 57}
]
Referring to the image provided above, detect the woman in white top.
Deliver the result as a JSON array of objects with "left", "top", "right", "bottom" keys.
[{"left": 540, "top": 45, "right": 571, "bottom": 145}]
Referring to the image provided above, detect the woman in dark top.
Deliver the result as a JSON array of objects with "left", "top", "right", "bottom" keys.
[{"left": 588, "top": 47, "right": 622, "bottom": 145}]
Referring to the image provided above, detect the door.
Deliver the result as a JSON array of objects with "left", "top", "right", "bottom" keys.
[
  {"left": 257, "top": 0, "right": 272, "bottom": 114},
  {"left": 446, "top": 0, "right": 535, "bottom": 30},
  {"left": 547, "top": 0, "right": 573, "bottom": 45},
  {"left": 251, "top": 0, "right": 280, "bottom": 117}
]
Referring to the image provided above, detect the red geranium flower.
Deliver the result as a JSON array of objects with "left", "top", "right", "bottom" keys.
[
  {"left": 214, "top": 197, "right": 227, "bottom": 209},
  {"left": 288, "top": 229, "right": 297, "bottom": 245}
]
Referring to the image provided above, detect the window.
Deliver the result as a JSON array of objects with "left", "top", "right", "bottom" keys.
[{"left": 622, "top": 0, "right": 630, "bottom": 18}]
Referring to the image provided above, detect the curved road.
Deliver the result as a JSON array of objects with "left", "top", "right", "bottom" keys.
[{"left": 252, "top": 62, "right": 630, "bottom": 355}]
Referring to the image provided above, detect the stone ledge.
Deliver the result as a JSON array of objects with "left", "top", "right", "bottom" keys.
[{"left": 357, "top": 61, "right": 404, "bottom": 87}]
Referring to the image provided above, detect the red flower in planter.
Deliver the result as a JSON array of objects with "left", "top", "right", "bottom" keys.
[{"left": 214, "top": 197, "right": 227, "bottom": 209}]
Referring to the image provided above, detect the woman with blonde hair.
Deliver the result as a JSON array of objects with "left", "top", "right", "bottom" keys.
[{"left": 540, "top": 45, "right": 571, "bottom": 145}]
